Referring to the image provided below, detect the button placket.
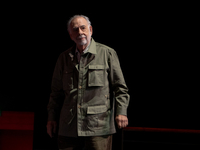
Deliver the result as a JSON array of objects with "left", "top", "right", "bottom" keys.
[
  {"left": 77, "top": 52, "right": 90, "bottom": 136},
  {"left": 77, "top": 54, "right": 86, "bottom": 134}
]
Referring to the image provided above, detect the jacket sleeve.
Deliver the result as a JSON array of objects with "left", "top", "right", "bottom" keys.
[
  {"left": 109, "top": 50, "right": 130, "bottom": 116},
  {"left": 47, "top": 54, "right": 65, "bottom": 121}
]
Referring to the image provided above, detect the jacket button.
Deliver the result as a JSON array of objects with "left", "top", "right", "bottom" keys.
[
  {"left": 78, "top": 105, "right": 81, "bottom": 108},
  {"left": 79, "top": 86, "right": 82, "bottom": 89}
]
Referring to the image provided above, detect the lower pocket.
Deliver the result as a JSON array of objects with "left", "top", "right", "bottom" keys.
[{"left": 86, "top": 105, "right": 108, "bottom": 130}]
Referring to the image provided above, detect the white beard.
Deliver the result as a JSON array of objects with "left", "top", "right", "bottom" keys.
[
  {"left": 76, "top": 31, "right": 91, "bottom": 46},
  {"left": 79, "top": 38, "right": 87, "bottom": 45}
]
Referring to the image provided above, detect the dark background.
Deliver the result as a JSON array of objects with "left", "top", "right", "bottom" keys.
[{"left": 1, "top": 2, "right": 199, "bottom": 149}]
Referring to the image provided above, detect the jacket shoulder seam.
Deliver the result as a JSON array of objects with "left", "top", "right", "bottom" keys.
[{"left": 96, "top": 42, "right": 115, "bottom": 52}]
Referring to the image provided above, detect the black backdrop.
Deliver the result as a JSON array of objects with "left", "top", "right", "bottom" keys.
[{"left": 1, "top": 2, "right": 199, "bottom": 149}]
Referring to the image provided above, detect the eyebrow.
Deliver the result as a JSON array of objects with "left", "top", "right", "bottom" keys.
[{"left": 73, "top": 25, "right": 86, "bottom": 29}]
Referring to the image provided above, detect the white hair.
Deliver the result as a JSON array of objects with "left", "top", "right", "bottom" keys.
[{"left": 67, "top": 15, "right": 91, "bottom": 33}]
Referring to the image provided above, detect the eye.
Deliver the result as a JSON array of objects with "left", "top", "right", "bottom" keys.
[
  {"left": 73, "top": 28, "right": 78, "bottom": 32},
  {"left": 81, "top": 26, "right": 86, "bottom": 31}
]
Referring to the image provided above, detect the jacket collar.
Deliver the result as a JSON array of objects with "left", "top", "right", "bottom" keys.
[{"left": 86, "top": 38, "right": 97, "bottom": 55}]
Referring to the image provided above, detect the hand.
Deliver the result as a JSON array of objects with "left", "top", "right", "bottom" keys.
[
  {"left": 46, "top": 121, "right": 57, "bottom": 138},
  {"left": 115, "top": 115, "right": 128, "bottom": 129}
]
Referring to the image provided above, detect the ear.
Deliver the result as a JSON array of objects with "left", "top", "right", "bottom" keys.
[{"left": 89, "top": 25, "right": 93, "bottom": 36}]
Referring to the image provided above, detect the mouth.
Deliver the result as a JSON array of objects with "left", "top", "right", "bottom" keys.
[{"left": 79, "top": 37, "right": 86, "bottom": 40}]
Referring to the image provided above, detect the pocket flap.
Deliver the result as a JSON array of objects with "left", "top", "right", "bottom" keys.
[
  {"left": 87, "top": 105, "right": 107, "bottom": 114},
  {"left": 89, "top": 65, "right": 105, "bottom": 70}
]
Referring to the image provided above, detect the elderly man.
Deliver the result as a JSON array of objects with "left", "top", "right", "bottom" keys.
[{"left": 47, "top": 15, "right": 130, "bottom": 150}]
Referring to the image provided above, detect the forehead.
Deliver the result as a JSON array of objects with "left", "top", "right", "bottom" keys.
[{"left": 70, "top": 17, "right": 89, "bottom": 28}]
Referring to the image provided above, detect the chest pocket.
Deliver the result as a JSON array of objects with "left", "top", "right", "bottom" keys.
[
  {"left": 63, "top": 69, "right": 74, "bottom": 90},
  {"left": 88, "top": 65, "right": 105, "bottom": 87}
]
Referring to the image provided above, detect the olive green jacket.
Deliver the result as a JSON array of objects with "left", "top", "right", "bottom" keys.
[{"left": 47, "top": 38, "right": 130, "bottom": 137}]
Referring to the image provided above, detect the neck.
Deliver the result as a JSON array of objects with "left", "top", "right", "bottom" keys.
[{"left": 77, "top": 44, "right": 88, "bottom": 53}]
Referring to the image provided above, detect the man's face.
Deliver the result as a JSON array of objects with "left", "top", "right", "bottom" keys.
[{"left": 69, "top": 17, "right": 93, "bottom": 46}]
